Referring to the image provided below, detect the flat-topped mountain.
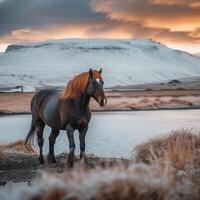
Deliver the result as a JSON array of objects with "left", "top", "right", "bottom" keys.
[{"left": 0, "top": 39, "right": 200, "bottom": 88}]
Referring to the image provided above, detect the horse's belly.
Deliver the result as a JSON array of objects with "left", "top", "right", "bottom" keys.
[{"left": 42, "top": 96, "right": 62, "bottom": 129}]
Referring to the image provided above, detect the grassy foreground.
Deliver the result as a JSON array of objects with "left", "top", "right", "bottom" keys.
[
  {"left": 134, "top": 130, "right": 200, "bottom": 172},
  {"left": 1, "top": 130, "right": 200, "bottom": 200}
]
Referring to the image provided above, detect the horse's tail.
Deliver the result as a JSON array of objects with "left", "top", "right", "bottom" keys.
[{"left": 24, "top": 118, "right": 36, "bottom": 145}]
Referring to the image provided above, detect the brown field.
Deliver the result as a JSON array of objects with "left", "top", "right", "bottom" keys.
[{"left": 1, "top": 88, "right": 200, "bottom": 114}]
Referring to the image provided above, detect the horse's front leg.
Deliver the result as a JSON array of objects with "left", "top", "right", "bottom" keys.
[
  {"left": 79, "top": 126, "right": 88, "bottom": 163},
  {"left": 66, "top": 124, "right": 75, "bottom": 167}
]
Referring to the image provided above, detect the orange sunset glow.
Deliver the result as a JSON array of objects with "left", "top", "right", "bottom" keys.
[{"left": 0, "top": 0, "right": 199, "bottom": 53}]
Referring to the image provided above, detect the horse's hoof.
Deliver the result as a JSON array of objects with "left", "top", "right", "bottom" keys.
[
  {"left": 39, "top": 161, "right": 45, "bottom": 165},
  {"left": 51, "top": 159, "right": 57, "bottom": 164},
  {"left": 80, "top": 158, "right": 88, "bottom": 165},
  {"left": 84, "top": 160, "right": 89, "bottom": 165},
  {"left": 47, "top": 154, "right": 57, "bottom": 164},
  {"left": 68, "top": 163, "right": 73, "bottom": 168},
  {"left": 38, "top": 164, "right": 45, "bottom": 171},
  {"left": 67, "top": 161, "right": 74, "bottom": 168},
  {"left": 39, "top": 157, "right": 45, "bottom": 165}
]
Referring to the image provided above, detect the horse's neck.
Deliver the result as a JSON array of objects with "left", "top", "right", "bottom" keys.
[
  {"left": 80, "top": 93, "right": 90, "bottom": 110},
  {"left": 61, "top": 92, "right": 90, "bottom": 112},
  {"left": 69, "top": 93, "right": 90, "bottom": 112}
]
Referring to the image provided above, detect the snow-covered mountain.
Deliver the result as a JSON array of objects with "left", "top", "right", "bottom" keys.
[
  {"left": 194, "top": 52, "right": 200, "bottom": 57},
  {"left": 0, "top": 39, "right": 200, "bottom": 88}
]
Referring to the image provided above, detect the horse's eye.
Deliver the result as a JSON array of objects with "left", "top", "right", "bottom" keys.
[{"left": 100, "top": 80, "right": 104, "bottom": 85}]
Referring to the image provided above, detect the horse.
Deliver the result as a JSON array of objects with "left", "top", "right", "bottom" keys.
[{"left": 24, "top": 69, "right": 106, "bottom": 167}]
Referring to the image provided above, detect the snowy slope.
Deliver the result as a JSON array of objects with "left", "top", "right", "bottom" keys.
[
  {"left": 194, "top": 52, "right": 200, "bottom": 57},
  {"left": 0, "top": 39, "right": 200, "bottom": 88}
]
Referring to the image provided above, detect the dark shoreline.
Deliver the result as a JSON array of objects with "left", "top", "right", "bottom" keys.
[{"left": 1, "top": 106, "right": 200, "bottom": 116}]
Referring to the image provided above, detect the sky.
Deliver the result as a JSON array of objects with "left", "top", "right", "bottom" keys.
[{"left": 0, "top": 0, "right": 200, "bottom": 53}]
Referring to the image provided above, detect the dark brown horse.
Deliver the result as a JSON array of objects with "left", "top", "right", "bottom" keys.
[{"left": 25, "top": 69, "right": 106, "bottom": 167}]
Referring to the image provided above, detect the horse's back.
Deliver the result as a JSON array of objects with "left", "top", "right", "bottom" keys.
[{"left": 31, "top": 89, "right": 58, "bottom": 109}]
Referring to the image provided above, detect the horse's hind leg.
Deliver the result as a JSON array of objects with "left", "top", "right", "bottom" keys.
[
  {"left": 47, "top": 129, "right": 59, "bottom": 163},
  {"left": 35, "top": 121, "right": 45, "bottom": 164}
]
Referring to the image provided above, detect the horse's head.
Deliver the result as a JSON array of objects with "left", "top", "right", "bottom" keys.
[{"left": 87, "top": 68, "right": 107, "bottom": 107}]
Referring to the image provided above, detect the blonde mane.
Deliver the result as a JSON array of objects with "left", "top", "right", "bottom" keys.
[{"left": 61, "top": 70, "right": 102, "bottom": 99}]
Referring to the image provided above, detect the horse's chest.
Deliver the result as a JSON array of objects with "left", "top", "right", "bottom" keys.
[
  {"left": 75, "top": 116, "right": 89, "bottom": 127},
  {"left": 77, "top": 117, "right": 88, "bottom": 125}
]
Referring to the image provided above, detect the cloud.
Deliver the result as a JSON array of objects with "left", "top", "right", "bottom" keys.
[
  {"left": 91, "top": 0, "right": 200, "bottom": 31},
  {"left": 0, "top": 0, "right": 104, "bottom": 35},
  {"left": 90, "top": 0, "right": 200, "bottom": 50},
  {"left": 0, "top": 0, "right": 199, "bottom": 53}
]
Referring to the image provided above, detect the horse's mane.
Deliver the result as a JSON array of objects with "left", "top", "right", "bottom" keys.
[{"left": 61, "top": 70, "right": 102, "bottom": 99}]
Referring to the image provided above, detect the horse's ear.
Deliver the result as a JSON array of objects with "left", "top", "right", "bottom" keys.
[
  {"left": 99, "top": 68, "right": 102, "bottom": 74},
  {"left": 89, "top": 68, "right": 93, "bottom": 80}
]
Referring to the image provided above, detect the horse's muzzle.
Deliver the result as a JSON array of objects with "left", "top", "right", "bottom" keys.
[
  {"left": 98, "top": 95, "right": 107, "bottom": 107},
  {"left": 104, "top": 96, "right": 107, "bottom": 105}
]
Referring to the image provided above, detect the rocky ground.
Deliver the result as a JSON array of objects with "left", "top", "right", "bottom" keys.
[{"left": 0, "top": 152, "right": 129, "bottom": 184}]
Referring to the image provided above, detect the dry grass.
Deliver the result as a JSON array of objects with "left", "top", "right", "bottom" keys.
[
  {"left": 0, "top": 162, "right": 197, "bottom": 200},
  {"left": 0, "top": 140, "right": 37, "bottom": 155},
  {"left": 133, "top": 129, "right": 200, "bottom": 172},
  {"left": 0, "top": 150, "right": 5, "bottom": 160}
]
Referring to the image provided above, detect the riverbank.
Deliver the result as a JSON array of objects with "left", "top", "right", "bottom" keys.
[
  {"left": 0, "top": 153, "right": 130, "bottom": 184},
  {"left": 1, "top": 130, "right": 200, "bottom": 200},
  {"left": 0, "top": 140, "right": 129, "bottom": 184}
]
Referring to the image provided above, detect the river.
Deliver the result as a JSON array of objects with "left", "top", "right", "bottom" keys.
[{"left": 0, "top": 110, "right": 200, "bottom": 158}]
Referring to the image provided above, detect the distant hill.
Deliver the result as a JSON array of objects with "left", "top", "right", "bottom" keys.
[
  {"left": 194, "top": 52, "right": 200, "bottom": 57},
  {"left": 0, "top": 39, "right": 200, "bottom": 88}
]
